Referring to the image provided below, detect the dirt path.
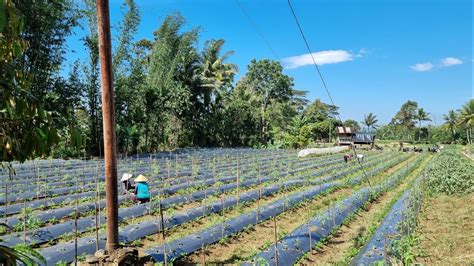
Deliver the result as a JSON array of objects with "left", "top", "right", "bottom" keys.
[
  {"left": 298, "top": 154, "right": 431, "bottom": 265},
  {"left": 417, "top": 194, "right": 474, "bottom": 265}
]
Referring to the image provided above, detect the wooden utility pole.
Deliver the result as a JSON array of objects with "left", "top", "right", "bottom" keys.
[{"left": 96, "top": 0, "right": 119, "bottom": 251}]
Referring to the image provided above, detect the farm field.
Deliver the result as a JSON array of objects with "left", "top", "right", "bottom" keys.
[
  {"left": 1, "top": 148, "right": 447, "bottom": 265},
  {"left": 1, "top": 0, "right": 472, "bottom": 265}
]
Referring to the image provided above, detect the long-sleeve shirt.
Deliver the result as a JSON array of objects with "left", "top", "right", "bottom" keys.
[{"left": 134, "top": 182, "right": 150, "bottom": 199}]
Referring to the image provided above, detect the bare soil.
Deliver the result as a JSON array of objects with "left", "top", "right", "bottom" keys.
[{"left": 417, "top": 193, "right": 474, "bottom": 265}]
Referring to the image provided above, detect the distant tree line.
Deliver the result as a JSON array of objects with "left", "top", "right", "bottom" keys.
[
  {"left": 1, "top": 0, "right": 472, "bottom": 162},
  {"left": 376, "top": 99, "right": 473, "bottom": 145},
  {"left": 1, "top": 0, "right": 349, "bottom": 159}
]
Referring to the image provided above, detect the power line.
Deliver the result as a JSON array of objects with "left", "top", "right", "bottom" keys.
[
  {"left": 287, "top": 0, "right": 338, "bottom": 117},
  {"left": 234, "top": 0, "right": 280, "bottom": 60},
  {"left": 287, "top": 0, "right": 373, "bottom": 189}
]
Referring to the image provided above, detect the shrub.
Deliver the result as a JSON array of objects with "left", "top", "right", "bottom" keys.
[{"left": 426, "top": 150, "right": 474, "bottom": 195}]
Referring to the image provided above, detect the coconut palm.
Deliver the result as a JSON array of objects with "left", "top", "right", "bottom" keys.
[
  {"left": 458, "top": 99, "right": 474, "bottom": 144},
  {"left": 443, "top": 110, "right": 459, "bottom": 135},
  {"left": 415, "top": 108, "right": 431, "bottom": 140},
  {"left": 362, "top": 113, "right": 378, "bottom": 132},
  {"left": 198, "top": 39, "right": 238, "bottom": 109}
]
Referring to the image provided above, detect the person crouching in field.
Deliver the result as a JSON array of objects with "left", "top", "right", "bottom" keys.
[
  {"left": 121, "top": 173, "right": 134, "bottom": 194},
  {"left": 131, "top": 174, "right": 150, "bottom": 204}
]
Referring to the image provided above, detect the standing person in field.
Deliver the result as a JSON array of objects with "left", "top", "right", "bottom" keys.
[
  {"left": 131, "top": 174, "right": 150, "bottom": 204},
  {"left": 343, "top": 153, "right": 352, "bottom": 163}
]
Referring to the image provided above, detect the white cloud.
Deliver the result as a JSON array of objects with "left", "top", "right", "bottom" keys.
[
  {"left": 282, "top": 50, "right": 355, "bottom": 69},
  {"left": 410, "top": 62, "right": 434, "bottom": 72},
  {"left": 440, "top": 57, "right": 463, "bottom": 67}
]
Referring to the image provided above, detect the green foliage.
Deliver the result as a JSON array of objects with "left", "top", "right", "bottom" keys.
[
  {"left": 0, "top": 0, "right": 59, "bottom": 163},
  {"left": 304, "top": 98, "right": 339, "bottom": 123},
  {"left": 391, "top": 100, "right": 418, "bottom": 128},
  {"left": 343, "top": 119, "right": 360, "bottom": 132},
  {"left": 0, "top": 244, "right": 46, "bottom": 266},
  {"left": 361, "top": 112, "right": 378, "bottom": 132},
  {"left": 426, "top": 149, "right": 474, "bottom": 195}
]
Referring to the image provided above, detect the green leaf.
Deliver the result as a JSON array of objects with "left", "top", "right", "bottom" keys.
[{"left": 0, "top": 0, "right": 6, "bottom": 32}]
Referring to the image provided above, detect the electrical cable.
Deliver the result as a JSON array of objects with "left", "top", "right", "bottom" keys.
[{"left": 287, "top": 0, "right": 373, "bottom": 189}]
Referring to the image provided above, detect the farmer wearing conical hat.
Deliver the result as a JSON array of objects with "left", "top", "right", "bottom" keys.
[
  {"left": 120, "top": 173, "right": 134, "bottom": 193},
  {"left": 131, "top": 174, "right": 150, "bottom": 204}
]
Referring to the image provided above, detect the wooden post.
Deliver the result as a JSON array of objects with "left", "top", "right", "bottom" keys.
[
  {"left": 221, "top": 195, "right": 225, "bottom": 239},
  {"left": 95, "top": 194, "right": 99, "bottom": 251},
  {"left": 256, "top": 187, "right": 261, "bottom": 223},
  {"left": 96, "top": 164, "right": 102, "bottom": 229},
  {"left": 96, "top": 0, "right": 119, "bottom": 251},
  {"left": 36, "top": 166, "right": 40, "bottom": 200},
  {"left": 159, "top": 201, "right": 167, "bottom": 266},
  {"left": 23, "top": 199, "right": 26, "bottom": 244},
  {"left": 308, "top": 227, "right": 312, "bottom": 253},
  {"left": 201, "top": 243, "right": 206, "bottom": 266},
  {"left": 273, "top": 216, "right": 279, "bottom": 266},
  {"left": 237, "top": 161, "right": 240, "bottom": 205},
  {"left": 74, "top": 175, "right": 80, "bottom": 266},
  {"left": 4, "top": 184, "right": 8, "bottom": 222}
]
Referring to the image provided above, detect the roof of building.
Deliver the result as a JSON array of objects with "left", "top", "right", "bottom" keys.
[{"left": 336, "top": 126, "right": 352, "bottom": 134}]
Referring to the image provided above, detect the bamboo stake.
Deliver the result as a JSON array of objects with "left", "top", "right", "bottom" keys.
[
  {"left": 221, "top": 195, "right": 225, "bottom": 239},
  {"left": 256, "top": 187, "right": 261, "bottom": 223},
  {"left": 201, "top": 243, "right": 206, "bottom": 266},
  {"left": 273, "top": 216, "right": 279, "bottom": 266},
  {"left": 74, "top": 175, "right": 79, "bottom": 266},
  {"left": 237, "top": 161, "right": 240, "bottom": 205},
  {"left": 23, "top": 199, "right": 26, "bottom": 244},
  {"left": 4, "top": 184, "right": 8, "bottom": 222},
  {"left": 36, "top": 163, "right": 40, "bottom": 200},
  {"left": 308, "top": 227, "right": 312, "bottom": 253},
  {"left": 96, "top": 164, "right": 102, "bottom": 229},
  {"left": 159, "top": 201, "right": 167, "bottom": 266},
  {"left": 175, "top": 154, "right": 178, "bottom": 177},
  {"left": 95, "top": 166, "right": 100, "bottom": 251}
]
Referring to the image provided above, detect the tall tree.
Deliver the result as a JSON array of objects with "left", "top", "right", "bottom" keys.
[
  {"left": 112, "top": 0, "right": 142, "bottom": 155},
  {"left": 458, "top": 99, "right": 474, "bottom": 144},
  {"left": 391, "top": 100, "right": 418, "bottom": 127},
  {"left": 1, "top": 0, "right": 60, "bottom": 164},
  {"left": 195, "top": 39, "right": 237, "bottom": 145},
  {"left": 343, "top": 119, "right": 361, "bottom": 132},
  {"left": 146, "top": 13, "right": 199, "bottom": 148},
  {"left": 362, "top": 113, "right": 378, "bottom": 132},
  {"left": 239, "top": 59, "right": 293, "bottom": 143},
  {"left": 443, "top": 110, "right": 459, "bottom": 134},
  {"left": 304, "top": 99, "right": 339, "bottom": 123},
  {"left": 82, "top": 0, "right": 102, "bottom": 156},
  {"left": 415, "top": 108, "right": 431, "bottom": 140},
  {"left": 391, "top": 100, "right": 418, "bottom": 140},
  {"left": 12, "top": 0, "right": 78, "bottom": 106}
]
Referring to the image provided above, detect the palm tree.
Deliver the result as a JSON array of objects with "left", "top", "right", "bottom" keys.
[
  {"left": 415, "top": 108, "right": 431, "bottom": 140},
  {"left": 443, "top": 109, "right": 459, "bottom": 135},
  {"left": 198, "top": 39, "right": 238, "bottom": 109},
  {"left": 362, "top": 113, "right": 378, "bottom": 132},
  {"left": 458, "top": 99, "right": 474, "bottom": 144}
]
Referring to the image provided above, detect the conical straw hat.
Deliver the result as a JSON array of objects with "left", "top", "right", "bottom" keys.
[
  {"left": 120, "top": 173, "right": 133, "bottom": 182},
  {"left": 134, "top": 174, "right": 148, "bottom": 182}
]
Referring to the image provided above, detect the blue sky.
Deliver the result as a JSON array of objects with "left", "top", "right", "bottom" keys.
[{"left": 64, "top": 0, "right": 473, "bottom": 125}]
